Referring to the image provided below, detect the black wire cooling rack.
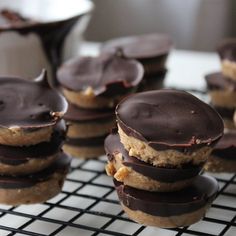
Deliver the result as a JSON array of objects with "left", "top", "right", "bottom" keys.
[{"left": 0, "top": 90, "right": 235, "bottom": 236}]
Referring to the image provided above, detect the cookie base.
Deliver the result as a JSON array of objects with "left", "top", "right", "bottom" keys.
[
  {"left": 118, "top": 125, "right": 210, "bottom": 167},
  {"left": 0, "top": 172, "right": 65, "bottom": 205},
  {"left": 205, "top": 155, "right": 236, "bottom": 173},
  {"left": 221, "top": 60, "right": 236, "bottom": 82},
  {"left": 122, "top": 204, "right": 208, "bottom": 228},
  {"left": 63, "top": 143, "right": 105, "bottom": 159},
  {"left": 106, "top": 153, "right": 196, "bottom": 192}
]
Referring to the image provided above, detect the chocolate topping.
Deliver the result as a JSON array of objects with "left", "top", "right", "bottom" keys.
[
  {"left": 64, "top": 103, "right": 114, "bottom": 123},
  {"left": 102, "top": 34, "right": 172, "bottom": 60},
  {"left": 0, "top": 71, "right": 67, "bottom": 128},
  {"left": 205, "top": 72, "right": 236, "bottom": 91},
  {"left": 66, "top": 134, "right": 107, "bottom": 147},
  {"left": 212, "top": 131, "right": 236, "bottom": 160},
  {"left": 105, "top": 133, "right": 202, "bottom": 182},
  {"left": 57, "top": 53, "right": 144, "bottom": 96},
  {"left": 0, "top": 1, "right": 93, "bottom": 84},
  {"left": 116, "top": 90, "right": 224, "bottom": 151},
  {"left": 0, "top": 120, "right": 66, "bottom": 166},
  {"left": 213, "top": 105, "right": 235, "bottom": 120},
  {"left": 0, "top": 152, "right": 71, "bottom": 189},
  {"left": 114, "top": 175, "right": 218, "bottom": 217},
  {"left": 218, "top": 39, "right": 236, "bottom": 62}
]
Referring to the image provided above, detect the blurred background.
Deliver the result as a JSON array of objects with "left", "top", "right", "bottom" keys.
[{"left": 84, "top": 0, "right": 235, "bottom": 51}]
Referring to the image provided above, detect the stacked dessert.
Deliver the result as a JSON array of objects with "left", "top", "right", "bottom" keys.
[
  {"left": 57, "top": 53, "right": 144, "bottom": 158},
  {"left": 205, "top": 39, "right": 236, "bottom": 172},
  {"left": 101, "top": 33, "right": 172, "bottom": 91},
  {"left": 105, "top": 90, "right": 223, "bottom": 228},
  {"left": 0, "top": 70, "right": 70, "bottom": 205}
]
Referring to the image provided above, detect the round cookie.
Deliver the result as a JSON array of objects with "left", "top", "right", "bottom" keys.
[
  {"left": 116, "top": 90, "right": 224, "bottom": 167},
  {"left": 114, "top": 175, "right": 218, "bottom": 228},
  {"left": 0, "top": 70, "right": 67, "bottom": 146},
  {"left": 57, "top": 53, "right": 144, "bottom": 109},
  {"left": 101, "top": 34, "right": 172, "bottom": 77},
  {"left": 64, "top": 103, "right": 115, "bottom": 138},
  {"left": 205, "top": 131, "right": 236, "bottom": 172},
  {"left": 63, "top": 135, "right": 107, "bottom": 159},
  {"left": 205, "top": 72, "right": 236, "bottom": 108},
  {"left": 0, "top": 120, "right": 66, "bottom": 175},
  {"left": 105, "top": 132, "right": 202, "bottom": 192},
  {"left": 0, "top": 152, "right": 71, "bottom": 205},
  {"left": 218, "top": 39, "right": 236, "bottom": 81}
]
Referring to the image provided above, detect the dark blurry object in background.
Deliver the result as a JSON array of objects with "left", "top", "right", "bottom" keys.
[
  {"left": 85, "top": 0, "right": 233, "bottom": 51},
  {"left": 0, "top": 0, "right": 93, "bottom": 85}
]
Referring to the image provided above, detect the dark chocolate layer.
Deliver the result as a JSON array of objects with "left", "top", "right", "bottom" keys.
[
  {"left": 102, "top": 34, "right": 172, "bottom": 60},
  {"left": 0, "top": 71, "right": 67, "bottom": 128},
  {"left": 116, "top": 90, "right": 224, "bottom": 152},
  {"left": 0, "top": 152, "right": 71, "bottom": 189},
  {"left": 0, "top": 120, "right": 66, "bottom": 166},
  {"left": 66, "top": 134, "right": 107, "bottom": 147},
  {"left": 213, "top": 105, "right": 235, "bottom": 120},
  {"left": 57, "top": 53, "right": 144, "bottom": 96},
  {"left": 64, "top": 103, "right": 114, "bottom": 123},
  {"left": 212, "top": 131, "right": 236, "bottom": 160},
  {"left": 205, "top": 72, "right": 236, "bottom": 91},
  {"left": 115, "top": 175, "right": 218, "bottom": 217},
  {"left": 105, "top": 133, "right": 202, "bottom": 182},
  {"left": 218, "top": 39, "right": 236, "bottom": 62}
]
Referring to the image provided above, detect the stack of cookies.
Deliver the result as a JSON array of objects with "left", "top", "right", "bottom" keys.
[
  {"left": 105, "top": 90, "right": 223, "bottom": 228},
  {"left": 57, "top": 53, "right": 144, "bottom": 158},
  {"left": 101, "top": 33, "right": 172, "bottom": 91},
  {"left": 0, "top": 70, "right": 70, "bottom": 205},
  {"left": 204, "top": 39, "right": 236, "bottom": 172}
]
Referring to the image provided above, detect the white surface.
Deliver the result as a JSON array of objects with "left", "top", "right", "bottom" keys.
[{"left": 0, "top": 43, "right": 234, "bottom": 236}]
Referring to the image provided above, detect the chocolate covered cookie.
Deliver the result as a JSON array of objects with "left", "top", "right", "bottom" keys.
[
  {"left": 116, "top": 90, "right": 224, "bottom": 167},
  {"left": 105, "top": 132, "right": 202, "bottom": 192},
  {"left": 0, "top": 152, "right": 71, "bottom": 205},
  {"left": 64, "top": 103, "right": 115, "bottom": 138},
  {"left": 218, "top": 39, "right": 236, "bottom": 81},
  {"left": 0, "top": 70, "right": 67, "bottom": 146},
  {"left": 114, "top": 175, "right": 218, "bottom": 228},
  {"left": 102, "top": 34, "right": 172, "bottom": 78},
  {"left": 205, "top": 72, "right": 236, "bottom": 108},
  {"left": 0, "top": 120, "right": 66, "bottom": 175},
  {"left": 63, "top": 135, "right": 107, "bottom": 159},
  {"left": 57, "top": 53, "right": 144, "bottom": 109},
  {"left": 205, "top": 131, "right": 236, "bottom": 172}
]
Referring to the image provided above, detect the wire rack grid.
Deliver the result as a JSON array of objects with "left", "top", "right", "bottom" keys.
[{"left": 0, "top": 90, "right": 235, "bottom": 236}]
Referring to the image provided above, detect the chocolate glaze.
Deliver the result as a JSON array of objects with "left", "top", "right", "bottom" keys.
[
  {"left": 102, "top": 34, "right": 172, "bottom": 60},
  {"left": 213, "top": 105, "right": 235, "bottom": 120},
  {"left": 64, "top": 103, "right": 114, "bottom": 123},
  {"left": 205, "top": 72, "right": 236, "bottom": 91},
  {"left": 0, "top": 152, "right": 71, "bottom": 189},
  {"left": 0, "top": 71, "right": 67, "bottom": 128},
  {"left": 0, "top": 120, "right": 66, "bottom": 166},
  {"left": 105, "top": 133, "right": 202, "bottom": 182},
  {"left": 116, "top": 90, "right": 224, "bottom": 152},
  {"left": 57, "top": 53, "right": 144, "bottom": 96},
  {"left": 114, "top": 175, "right": 218, "bottom": 217},
  {"left": 212, "top": 131, "right": 236, "bottom": 160},
  {"left": 218, "top": 39, "right": 236, "bottom": 62},
  {"left": 0, "top": 2, "right": 92, "bottom": 84},
  {"left": 66, "top": 134, "right": 107, "bottom": 147}
]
